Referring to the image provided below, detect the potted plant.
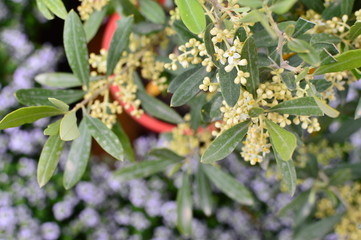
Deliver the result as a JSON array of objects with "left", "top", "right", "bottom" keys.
[{"left": 2, "top": 0, "right": 361, "bottom": 237}]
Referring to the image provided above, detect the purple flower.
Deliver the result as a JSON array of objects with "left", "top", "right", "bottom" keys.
[
  {"left": 52, "top": 201, "right": 74, "bottom": 221},
  {"left": 75, "top": 181, "right": 105, "bottom": 205},
  {"left": 0, "top": 206, "right": 17, "bottom": 230},
  {"left": 79, "top": 208, "right": 99, "bottom": 227},
  {"left": 41, "top": 222, "right": 60, "bottom": 240},
  {"left": 130, "top": 212, "right": 150, "bottom": 230},
  {"left": 160, "top": 201, "right": 177, "bottom": 226}
]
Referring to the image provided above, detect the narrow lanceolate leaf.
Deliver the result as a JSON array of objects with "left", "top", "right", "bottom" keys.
[
  {"left": 293, "top": 18, "right": 315, "bottom": 37},
  {"left": 114, "top": 150, "right": 182, "bottom": 180},
  {"left": 312, "top": 95, "right": 340, "bottom": 118},
  {"left": 281, "top": 71, "right": 296, "bottom": 90},
  {"left": 274, "top": 148, "right": 297, "bottom": 196},
  {"left": 219, "top": 66, "right": 240, "bottom": 107},
  {"left": 64, "top": 11, "right": 90, "bottom": 88},
  {"left": 36, "top": 0, "right": 54, "bottom": 20},
  {"left": 37, "top": 134, "right": 65, "bottom": 187},
  {"left": 60, "top": 111, "right": 80, "bottom": 141},
  {"left": 106, "top": 16, "right": 134, "bottom": 75},
  {"left": 315, "top": 49, "right": 361, "bottom": 75},
  {"left": 15, "top": 88, "right": 84, "bottom": 106},
  {"left": 269, "top": 97, "right": 323, "bottom": 116},
  {"left": 265, "top": 119, "right": 296, "bottom": 161},
  {"left": 112, "top": 122, "right": 135, "bottom": 162},
  {"left": 177, "top": 173, "right": 193, "bottom": 236},
  {"left": 84, "top": 7, "right": 107, "bottom": 42},
  {"left": 340, "top": 0, "right": 355, "bottom": 16},
  {"left": 44, "top": 120, "right": 61, "bottom": 136},
  {"left": 240, "top": 36, "right": 259, "bottom": 97},
  {"left": 294, "top": 214, "right": 343, "bottom": 240},
  {"left": 349, "top": 22, "right": 361, "bottom": 41},
  {"left": 175, "top": 0, "right": 206, "bottom": 34},
  {"left": 168, "top": 67, "right": 200, "bottom": 93},
  {"left": 271, "top": 0, "right": 297, "bottom": 14},
  {"left": 196, "top": 164, "right": 213, "bottom": 216},
  {"left": 171, "top": 68, "right": 211, "bottom": 107},
  {"left": 355, "top": 97, "right": 361, "bottom": 119},
  {"left": 201, "top": 121, "right": 250, "bottom": 163},
  {"left": 138, "top": 90, "right": 184, "bottom": 124},
  {"left": 204, "top": 23, "right": 219, "bottom": 67},
  {"left": 139, "top": 0, "right": 165, "bottom": 24},
  {"left": 0, "top": 106, "right": 64, "bottom": 130},
  {"left": 43, "top": 0, "right": 67, "bottom": 19},
  {"left": 48, "top": 98, "right": 70, "bottom": 112},
  {"left": 84, "top": 114, "right": 124, "bottom": 161},
  {"left": 237, "top": 0, "right": 262, "bottom": 8},
  {"left": 288, "top": 39, "right": 320, "bottom": 66},
  {"left": 203, "top": 165, "right": 254, "bottom": 205},
  {"left": 35, "top": 73, "right": 81, "bottom": 88},
  {"left": 63, "top": 120, "right": 92, "bottom": 189}
]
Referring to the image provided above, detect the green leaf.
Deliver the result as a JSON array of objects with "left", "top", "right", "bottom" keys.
[
  {"left": 235, "top": 27, "right": 247, "bottom": 42},
  {"left": 240, "top": 36, "right": 259, "bottom": 97},
  {"left": 15, "top": 88, "right": 84, "bottom": 106},
  {"left": 63, "top": 120, "right": 92, "bottom": 189},
  {"left": 171, "top": 68, "right": 212, "bottom": 107},
  {"left": 355, "top": 97, "right": 361, "bottom": 119},
  {"left": 106, "top": 16, "right": 134, "bottom": 76},
  {"left": 84, "top": 7, "right": 107, "bottom": 42},
  {"left": 219, "top": 66, "right": 240, "bottom": 107},
  {"left": 44, "top": 120, "right": 61, "bottom": 136},
  {"left": 294, "top": 215, "right": 343, "bottom": 240},
  {"left": 278, "top": 190, "right": 310, "bottom": 216},
  {"left": 312, "top": 95, "right": 340, "bottom": 118},
  {"left": 237, "top": 0, "right": 262, "bottom": 8},
  {"left": 37, "top": 134, "right": 65, "bottom": 187},
  {"left": 249, "top": 107, "right": 264, "bottom": 117},
  {"left": 133, "top": 22, "right": 164, "bottom": 35},
  {"left": 60, "top": 111, "right": 80, "bottom": 141},
  {"left": 300, "top": 0, "right": 324, "bottom": 13},
  {"left": 43, "top": 0, "right": 67, "bottom": 19},
  {"left": 139, "top": 0, "right": 165, "bottom": 24},
  {"left": 281, "top": 71, "right": 297, "bottom": 90},
  {"left": 270, "top": 0, "right": 297, "bottom": 15},
  {"left": 269, "top": 97, "right": 323, "bottom": 116},
  {"left": 310, "top": 33, "right": 341, "bottom": 45},
  {"left": 288, "top": 39, "right": 320, "bottom": 66},
  {"left": 319, "top": 48, "right": 337, "bottom": 65},
  {"left": 172, "top": 20, "right": 200, "bottom": 44},
  {"left": 84, "top": 114, "right": 124, "bottom": 161},
  {"left": 340, "top": 0, "right": 354, "bottom": 16},
  {"left": 265, "top": 119, "right": 296, "bottom": 161},
  {"left": 36, "top": 0, "right": 54, "bottom": 20},
  {"left": 0, "top": 106, "right": 64, "bottom": 130},
  {"left": 204, "top": 23, "right": 219, "bottom": 67},
  {"left": 349, "top": 22, "right": 361, "bottom": 41},
  {"left": 64, "top": 11, "right": 90, "bottom": 88},
  {"left": 112, "top": 122, "right": 135, "bottom": 162},
  {"left": 196, "top": 164, "right": 213, "bottom": 216},
  {"left": 35, "top": 73, "right": 81, "bottom": 88},
  {"left": 201, "top": 121, "right": 250, "bottom": 163},
  {"left": 168, "top": 67, "right": 200, "bottom": 93},
  {"left": 189, "top": 95, "right": 207, "bottom": 131},
  {"left": 203, "top": 165, "right": 254, "bottom": 205},
  {"left": 48, "top": 98, "right": 70, "bottom": 112},
  {"left": 274, "top": 148, "right": 297, "bottom": 196},
  {"left": 175, "top": 0, "right": 206, "bottom": 34},
  {"left": 315, "top": 49, "right": 361, "bottom": 75},
  {"left": 201, "top": 93, "right": 222, "bottom": 122},
  {"left": 118, "top": 0, "right": 144, "bottom": 22},
  {"left": 137, "top": 89, "right": 184, "bottom": 124},
  {"left": 311, "top": 79, "right": 332, "bottom": 92},
  {"left": 177, "top": 173, "right": 193, "bottom": 236},
  {"left": 114, "top": 149, "right": 182, "bottom": 180},
  {"left": 293, "top": 18, "right": 315, "bottom": 37}
]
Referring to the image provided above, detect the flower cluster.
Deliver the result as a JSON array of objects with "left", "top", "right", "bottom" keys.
[{"left": 78, "top": 0, "right": 109, "bottom": 20}]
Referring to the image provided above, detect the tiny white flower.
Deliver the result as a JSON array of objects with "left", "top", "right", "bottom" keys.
[{"left": 223, "top": 47, "right": 240, "bottom": 64}]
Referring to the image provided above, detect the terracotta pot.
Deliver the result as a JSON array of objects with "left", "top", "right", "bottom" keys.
[{"left": 102, "top": 13, "right": 176, "bottom": 133}]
